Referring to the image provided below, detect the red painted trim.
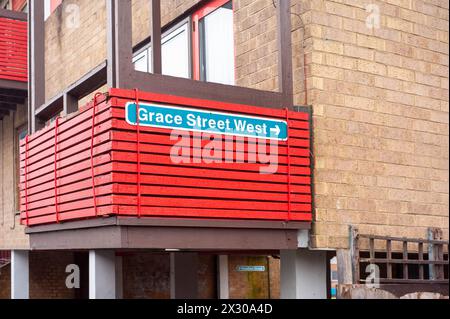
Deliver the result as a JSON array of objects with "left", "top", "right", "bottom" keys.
[
  {"left": 192, "top": 0, "right": 233, "bottom": 81},
  {"left": 134, "top": 89, "right": 142, "bottom": 218},
  {"left": 54, "top": 117, "right": 60, "bottom": 223},
  {"left": 285, "top": 108, "right": 291, "bottom": 221},
  {"left": 12, "top": 0, "right": 27, "bottom": 11},
  {"left": 50, "top": 0, "right": 63, "bottom": 13}
]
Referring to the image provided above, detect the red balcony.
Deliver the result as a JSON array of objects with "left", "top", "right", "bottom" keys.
[
  {"left": 0, "top": 8, "right": 27, "bottom": 120},
  {"left": 19, "top": 88, "right": 313, "bottom": 226},
  {"left": 0, "top": 10, "right": 27, "bottom": 83}
]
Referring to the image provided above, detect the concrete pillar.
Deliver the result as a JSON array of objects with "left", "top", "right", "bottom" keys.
[
  {"left": 217, "top": 255, "right": 229, "bottom": 299},
  {"left": 280, "top": 249, "right": 327, "bottom": 299},
  {"left": 115, "top": 255, "right": 123, "bottom": 299},
  {"left": 11, "top": 250, "right": 29, "bottom": 299},
  {"left": 89, "top": 250, "right": 116, "bottom": 299},
  {"left": 170, "top": 252, "right": 198, "bottom": 299}
]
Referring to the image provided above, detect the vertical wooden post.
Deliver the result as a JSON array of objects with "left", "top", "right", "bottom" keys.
[
  {"left": 28, "top": 0, "right": 45, "bottom": 133},
  {"left": 402, "top": 241, "right": 408, "bottom": 280},
  {"left": 107, "top": 0, "right": 133, "bottom": 89},
  {"left": 418, "top": 242, "right": 424, "bottom": 280},
  {"left": 428, "top": 228, "right": 444, "bottom": 280},
  {"left": 386, "top": 239, "right": 392, "bottom": 280},
  {"left": 349, "top": 226, "right": 359, "bottom": 284},
  {"left": 276, "top": 0, "right": 294, "bottom": 109},
  {"left": 150, "top": 0, "right": 162, "bottom": 75},
  {"left": 63, "top": 92, "right": 78, "bottom": 115}
]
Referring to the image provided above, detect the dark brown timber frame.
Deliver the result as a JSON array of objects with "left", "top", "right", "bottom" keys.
[
  {"left": 26, "top": 0, "right": 305, "bottom": 250},
  {"left": 28, "top": 0, "right": 295, "bottom": 133}
]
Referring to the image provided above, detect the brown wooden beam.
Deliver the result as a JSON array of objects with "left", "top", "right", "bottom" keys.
[
  {"left": 130, "top": 71, "right": 285, "bottom": 108},
  {"left": 276, "top": 0, "right": 294, "bottom": 109},
  {"left": 0, "top": 79, "right": 27, "bottom": 91},
  {"left": 29, "top": 0, "right": 46, "bottom": 133},
  {"left": 150, "top": 0, "right": 162, "bottom": 74},
  {"left": 107, "top": 0, "right": 133, "bottom": 88}
]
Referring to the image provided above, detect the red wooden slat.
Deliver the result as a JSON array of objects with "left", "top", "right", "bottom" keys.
[{"left": 20, "top": 88, "right": 313, "bottom": 225}]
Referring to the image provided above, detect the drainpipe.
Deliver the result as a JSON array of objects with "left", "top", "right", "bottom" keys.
[{"left": 1, "top": 118, "right": 3, "bottom": 226}]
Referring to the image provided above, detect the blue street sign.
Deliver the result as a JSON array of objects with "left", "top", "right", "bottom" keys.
[
  {"left": 125, "top": 102, "right": 288, "bottom": 141},
  {"left": 236, "top": 266, "right": 266, "bottom": 272}
]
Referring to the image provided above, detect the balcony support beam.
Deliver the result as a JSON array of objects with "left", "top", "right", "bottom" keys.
[
  {"left": 276, "top": 0, "right": 294, "bottom": 109},
  {"left": 11, "top": 250, "right": 29, "bottom": 299},
  {"left": 28, "top": 0, "right": 46, "bottom": 133}
]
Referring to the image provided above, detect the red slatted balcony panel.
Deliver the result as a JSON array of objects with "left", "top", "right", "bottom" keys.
[
  {"left": 0, "top": 17, "right": 27, "bottom": 82},
  {"left": 20, "top": 89, "right": 313, "bottom": 226}
]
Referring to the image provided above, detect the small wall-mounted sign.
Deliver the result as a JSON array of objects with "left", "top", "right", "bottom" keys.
[
  {"left": 126, "top": 102, "right": 288, "bottom": 141},
  {"left": 236, "top": 265, "right": 266, "bottom": 272}
]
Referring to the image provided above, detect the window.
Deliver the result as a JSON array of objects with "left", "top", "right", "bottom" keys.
[
  {"left": 133, "top": 49, "right": 149, "bottom": 73},
  {"left": 44, "top": 0, "right": 61, "bottom": 19},
  {"left": 133, "top": 0, "right": 235, "bottom": 86},
  {"left": 133, "top": 20, "right": 191, "bottom": 79},
  {"left": 194, "top": 0, "right": 234, "bottom": 85},
  {"left": 161, "top": 22, "right": 191, "bottom": 78}
]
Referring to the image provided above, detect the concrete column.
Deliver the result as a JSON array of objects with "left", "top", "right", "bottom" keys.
[
  {"left": 170, "top": 252, "right": 198, "bottom": 299},
  {"left": 280, "top": 249, "right": 327, "bottom": 299},
  {"left": 217, "top": 255, "right": 229, "bottom": 299},
  {"left": 89, "top": 250, "right": 116, "bottom": 299},
  {"left": 11, "top": 250, "right": 29, "bottom": 299},
  {"left": 115, "top": 255, "right": 123, "bottom": 299}
]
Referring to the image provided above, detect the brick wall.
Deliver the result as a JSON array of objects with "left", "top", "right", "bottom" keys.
[
  {"left": 122, "top": 252, "right": 216, "bottom": 299},
  {"left": 45, "top": 0, "right": 203, "bottom": 99},
  {"left": 0, "top": 264, "right": 11, "bottom": 299},
  {"left": 303, "top": 0, "right": 449, "bottom": 249},
  {"left": 228, "top": 256, "right": 279, "bottom": 299},
  {"left": 45, "top": 0, "right": 107, "bottom": 100},
  {"left": 0, "top": 251, "right": 77, "bottom": 299},
  {"left": 29, "top": 251, "right": 77, "bottom": 299},
  {"left": 0, "top": 103, "right": 29, "bottom": 250}
]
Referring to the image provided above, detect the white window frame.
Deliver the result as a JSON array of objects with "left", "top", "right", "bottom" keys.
[{"left": 133, "top": 17, "right": 193, "bottom": 79}]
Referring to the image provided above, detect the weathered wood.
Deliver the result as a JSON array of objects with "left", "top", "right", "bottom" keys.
[
  {"left": 349, "top": 226, "right": 360, "bottom": 284},
  {"left": 428, "top": 228, "right": 445, "bottom": 280},
  {"left": 387, "top": 240, "right": 392, "bottom": 279},
  {"left": 336, "top": 249, "right": 353, "bottom": 286},
  {"left": 403, "top": 241, "right": 408, "bottom": 279},
  {"left": 418, "top": 242, "right": 424, "bottom": 280}
]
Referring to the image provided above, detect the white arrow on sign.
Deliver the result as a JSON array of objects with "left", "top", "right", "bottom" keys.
[{"left": 270, "top": 125, "right": 281, "bottom": 136}]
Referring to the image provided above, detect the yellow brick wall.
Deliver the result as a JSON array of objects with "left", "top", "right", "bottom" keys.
[
  {"left": 0, "top": 104, "right": 30, "bottom": 250},
  {"left": 45, "top": 0, "right": 107, "bottom": 100},
  {"left": 305, "top": 0, "right": 449, "bottom": 249},
  {"left": 46, "top": 0, "right": 203, "bottom": 99}
]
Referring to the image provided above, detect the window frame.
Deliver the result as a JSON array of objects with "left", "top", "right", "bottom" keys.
[
  {"left": 192, "top": 0, "right": 234, "bottom": 81},
  {"left": 133, "top": 16, "right": 193, "bottom": 79}
]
